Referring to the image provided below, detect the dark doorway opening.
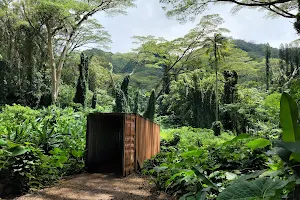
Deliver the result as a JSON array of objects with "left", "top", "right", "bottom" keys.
[{"left": 86, "top": 114, "right": 123, "bottom": 174}]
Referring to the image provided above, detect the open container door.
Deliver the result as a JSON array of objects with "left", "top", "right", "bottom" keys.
[{"left": 123, "top": 114, "right": 136, "bottom": 176}]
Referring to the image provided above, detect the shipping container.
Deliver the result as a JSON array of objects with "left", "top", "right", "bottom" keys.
[{"left": 85, "top": 113, "right": 160, "bottom": 176}]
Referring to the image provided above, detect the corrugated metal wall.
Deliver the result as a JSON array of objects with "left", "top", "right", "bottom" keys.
[{"left": 135, "top": 115, "right": 160, "bottom": 169}]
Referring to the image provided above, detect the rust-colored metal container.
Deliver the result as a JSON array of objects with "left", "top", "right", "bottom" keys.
[
  {"left": 135, "top": 115, "right": 160, "bottom": 169},
  {"left": 85, "top": 113, "right": 160, "bottom": 176}
]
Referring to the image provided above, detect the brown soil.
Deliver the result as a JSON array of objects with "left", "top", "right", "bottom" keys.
[{"left": 15, "top": 173, "right": 173, "bottom": 200}]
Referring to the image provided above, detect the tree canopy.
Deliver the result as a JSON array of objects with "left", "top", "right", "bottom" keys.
[{"left": 159, "top": 0, "right": 299, "bottom": 32}]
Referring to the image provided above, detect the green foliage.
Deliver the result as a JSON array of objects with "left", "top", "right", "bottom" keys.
[
  {"left": 143, "top": 90, "right": 156, "bottom": 121},
  {"left": 265, "top": 43, "right": 271, "bottom": 91},
  {"left": 91, "top": 93, "right": 97, "bottom": 109},
  {"left": 163, "top": 70, "right": 218, "bottom": 128},
  {"left": 121, "top": 75, "right": 130, "bottom": 99},
  {"left": 144, "top": 93, "right": 300, "bottom": 199},
  {"left": 246, "top": 138, "right": 271, "bottom": 150},
  {"left": 58, "top": 84, "right": 76, "bottom": 108},
  {"left": 73, "top": 53, "right": 89, "bottom": 107},
  {"left": 290, "top": 78, "right": 300, "bottom": 105},
  {"left": 0, "top": 105, "right": 86, "bottom": 197},
  {"left": 212, "top": 121, "right": 222, "bottom": 136},
  {"left": 88, "top": 55, "right": 112, "bottom": 92},
  {"left": 217, "top": 177, "right": 288, "bottom": 200},
  {"left": 234, "top": 39, "right": 279, "bottom": 60},
  {"left": 133, "top": 90, "right": 140, "bottom": 114},
  {"left": 143, "top": 127, "right": 270, "bottom": 199},
  {"left": 280, "top": 92, "right": 300, "bottom": 142},
  {"left": 215, "top": 93, "right": 300, "bottom": 199},
  {"left": 114, "top": 88, "right": 129, "bottom": 113}
]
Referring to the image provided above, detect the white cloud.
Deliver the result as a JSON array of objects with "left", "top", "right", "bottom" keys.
[{"left": 94, "top": 0, "right": 299, "bottom": 53}]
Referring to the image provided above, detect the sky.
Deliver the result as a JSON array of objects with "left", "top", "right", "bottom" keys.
[{"left": 94, "top": 0, "right": 299, "bottom": 53}]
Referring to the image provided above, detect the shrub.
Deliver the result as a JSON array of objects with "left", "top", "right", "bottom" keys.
[{"left": 0, "top": 105, "right": 86, "bottom": 198}]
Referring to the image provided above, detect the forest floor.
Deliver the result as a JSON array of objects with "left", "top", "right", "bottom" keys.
[{"left": 15, "top": 173, "right": 172, "bottom": 200}]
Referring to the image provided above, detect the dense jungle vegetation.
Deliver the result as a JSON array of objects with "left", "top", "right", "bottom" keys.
[{"left": 1, "top": 0, "right": 300, "bottom": 199}]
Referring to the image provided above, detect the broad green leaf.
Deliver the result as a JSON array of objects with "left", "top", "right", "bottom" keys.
[
  {"left": 9, "top": 146, "right": 28, "bottom": 157},
  {"left": 179, "top": 192, "right": 196, "bottom": 200},
  {"left": 260, "top": 170, "right": 282, "bottom": 178},
  {"left": 58, "top": 155, "right": 68, "bottom": 163},
  {"left": 153, "top": 166, "right": 168, "bottom": 173},
  {"left": 196, "top": 189, "right": 209, "bottom": 200},
  {"left": 192, "top": 167, "right": 217, "bottom": 189},
  {"left": 225, "top": 172, "right": 238, "bottom": 181},
  {"left": 166, "top": 172, "right": 183, "bottom": 187},
  {"left": 274, "top": 141, "right": 300, "bottom": 153},
  {"left": 186, "top": 197, "right": 196, "bottom": 200},
  {"left": 217, "top": 177, "right": 287, "bottom": 200},
  {"left": 222, "top": 134, "right": 250, "bottom": 145},
  {"left": 50, "top": 148, "right": 63, "bottom": 155},
  {"left": 290, "top": 153, "right": 300, "bottom": 162},
  {"left": 180, "top": 150, "right": 203, "bottom": 158},
  {"left": 280, "top": 93, "right": 300, "bottom": 142},
  {"left": 0, "top": 139, "right": 7, "bottom": 146},
  {"left": 71, "top": 150, "right": 82, "bottom": 158},
  {"left": 55, "top": 160, "right": 64, "bottom": 168},
  {"left": 246, "top": 138, "right": 271, "bottom": 150},
  {"left": 230, "top": 170, "right": 265, "bottom": 185},
  {"left": 275, "top": 147, "right": 292, "bottom": 162}
]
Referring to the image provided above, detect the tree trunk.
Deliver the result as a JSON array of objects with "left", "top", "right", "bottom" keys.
[
  {"left": 46, "top": 23, "right": 73, "bottom": 104},
  {"left": 214, "top": 42, "right": 219, "bottom": 121},
  {"left": 46, "top": 24, "right": 58, "bottom": 104},
  {"left": 266, "top": 59, "right": 270, "bottom": 91}
]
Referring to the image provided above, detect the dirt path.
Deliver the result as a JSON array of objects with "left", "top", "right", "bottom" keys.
[{"left": 15, "top": 173, "right": 172, "bottom": 200}]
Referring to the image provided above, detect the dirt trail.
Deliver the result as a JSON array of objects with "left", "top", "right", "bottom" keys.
[{"left": 15, "top": 173, "right": 172, "bottom": 200}]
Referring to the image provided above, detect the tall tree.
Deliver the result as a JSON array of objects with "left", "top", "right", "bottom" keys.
[
  {"left": 114, "top": 88, "right": 129, "bottom": 113},
  {"left": 277, "top": 42, "right": 300, "bottom": 89},
  {"left": 191, "top": 73, "right": 202, "bottom": 127},
  {"left": 143, "top": 90, "right": 156, "bottom": 121},
  {"left": 0, "top": 61, "right": 7, "bottom": 105},
  {"left": 203, "top": 31, "right": 230, "bottom": 121},
  {"left": 265, "top": 43, "right": 271, "bottom": 91},
  {"left": 74, "top": 53, "right": 89, "bottom": 107},
  {"left": 91, "top": 92, "right": 97, "bottom": 109},
  {"left": 222, "top": 70, "right": 238, "bottom": 131},
  {"left": 20, "top": 0, "right": 134, "bottom": 103},
  {"left": 133, "top": 90, "right": 140, "bottom": 114},
  {"left": 132, "top": 15, "right": 227, "bottom": 100},
  {"left": 121, "top": 75, "right": 130, "bottom": 99},
  {"left": 159, "top": 0, "right": 299, "bottom": 33}
]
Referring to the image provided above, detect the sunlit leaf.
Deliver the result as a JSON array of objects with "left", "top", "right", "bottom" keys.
[
  {"left": 180, "top": 150, "right": 203, "bottom": 158},
  {"left": 225, "top": 172, "right": 238, "bottom": 181},
  {"left": 246, "top": 138, "right": 270, "bottom": 150},
  {"left": 222, "top": 134, "right": 250, "bottom": 145}
]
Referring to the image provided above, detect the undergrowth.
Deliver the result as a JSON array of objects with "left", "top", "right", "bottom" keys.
[
  {"left": 0, "top": 105, "right": 87, "bottom": 198},
  {"left": 143, "top": 93, "right": 300, "bottom": 199}
]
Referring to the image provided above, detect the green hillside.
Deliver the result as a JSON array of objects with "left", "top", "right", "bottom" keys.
[
  {"left": 83, "top": 39, "right": 279, "bottom": 91},
  {"left": 234, "top": 39, "right": 279, "bottom": 60}
]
